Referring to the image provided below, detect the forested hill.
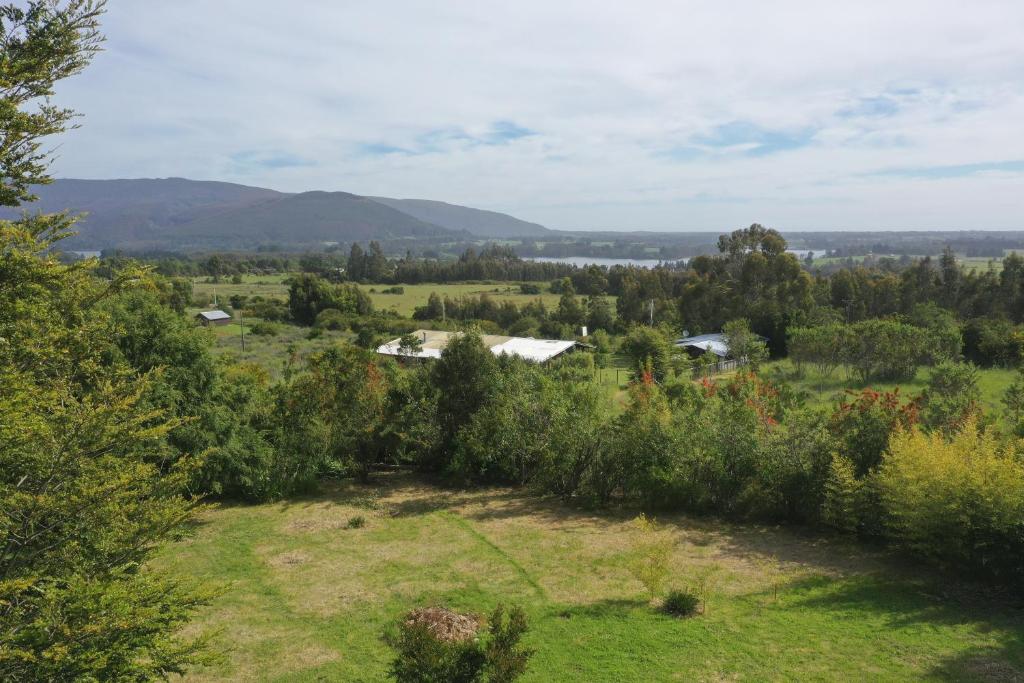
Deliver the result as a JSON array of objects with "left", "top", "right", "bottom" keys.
[
  {"left": 0, "top": 177, "right": 551, "bottom": 250},
  {"left": 368, "top": 196, "right": 549, "bottom": 238}
]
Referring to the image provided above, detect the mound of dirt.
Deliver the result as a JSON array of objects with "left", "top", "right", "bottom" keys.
[{"left": 404, "top": 607, "right": 483, "bottom": 643}]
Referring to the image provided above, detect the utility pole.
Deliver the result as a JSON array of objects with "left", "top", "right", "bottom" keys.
[{"left": 239, "top": 308, "right": 245, "bottom": 352}]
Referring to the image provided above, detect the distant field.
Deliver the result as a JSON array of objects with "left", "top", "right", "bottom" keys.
[
  {"left": 162, "top": 475, "right": 1024, "bottom": 681},
  {"left": 191, "top": 275, "right": 587, "bottom": 316},
  {"left": 358, "top": 282, "right": 566, "bottom": 317}
]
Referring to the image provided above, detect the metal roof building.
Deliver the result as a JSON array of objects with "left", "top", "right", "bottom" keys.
[
  {"left": 377, "top": 329, "right": 582, "bottom": 364},
  {"left": 674, "top": 333, "right": 730, "bottom": 358},
  {"left": 195, "top": 310, "right": 232, "bottom": 326}
]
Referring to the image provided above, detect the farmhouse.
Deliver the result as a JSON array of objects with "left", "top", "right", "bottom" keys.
[
  {"left": 377, "top": 329, "right": 586, "bottom": 363},
  {"left": 675, "top": 333, "right": 730, "bottom": 358},
  {"left": 195, "top": 309, "right": 232, "bottom": 326}
]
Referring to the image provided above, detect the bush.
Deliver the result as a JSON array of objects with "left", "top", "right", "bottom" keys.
[
  {"left": 347, "top": 515, "right": 366, "bottom": 529},
  {"left": 628, "top": 514, "right": 674, "bottom": 600},
  {"left": 920, "top": 362, "right": 981, "bottom": 434},
  {"left": 387, "top": 605, "right": 532, "bottom": 683},
  {"left": 382, "top": 285, "right": 406, "bottom": 294},
  {"left": 620, "top": 326, "right": 671, "bottom": 382},
  {"left": 661, "top": 589, "right": 700, "bottom": 617},
  {"left": 250, "top": 321, "right": 280, "bottom": 336},
  {"left": 877, "top": 421, "right": 1024, "bottom": 583},
  {"left": 315, "top": 307, "right": 349, "bottom": 331}
]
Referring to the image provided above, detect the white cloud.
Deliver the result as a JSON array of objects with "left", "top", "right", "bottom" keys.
[{"left": 49, "top": 0, "right": 1024, "bottom": 230}]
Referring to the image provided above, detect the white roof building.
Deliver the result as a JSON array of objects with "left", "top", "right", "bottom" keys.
[
  {"left": 378, "top": 329, "right": 582, "bottom": 364},
  {"left": 674, "top": 333, "right": 730, "bottom": 357}
]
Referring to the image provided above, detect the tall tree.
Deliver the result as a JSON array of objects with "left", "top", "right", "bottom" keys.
[{"left": 0, "top": 3, "right": 210, "bottom": 679}]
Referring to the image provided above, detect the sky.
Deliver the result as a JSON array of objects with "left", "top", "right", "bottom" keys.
[{"left": 50, "top": 1, "right": 1024, "bottom": 231}]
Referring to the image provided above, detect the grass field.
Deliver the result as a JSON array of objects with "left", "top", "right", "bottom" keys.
[
  {"left": 191, "top": 275, "right": 578, "bottom": 316},
  {"left": 763, "top": 359, "right": 1017, "bottom": 419},
  {"left": 196, "top": 316, "right": 350, "bottom": 376},
  {"left": 161, "top": 475, "right": 1024, "bottom": 682}
]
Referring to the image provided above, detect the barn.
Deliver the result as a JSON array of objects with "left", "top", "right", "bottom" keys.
[{"left": 196, "top": 310, "right": 232, "bottom": 326}]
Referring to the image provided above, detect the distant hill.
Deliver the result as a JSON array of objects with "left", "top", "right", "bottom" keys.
[
  {"left": 0, "top": 178, "right": 287, "bottom": 249},
  {"left": 0, "top": 178, "right": 548, "bottom": 250},
  {"left": 168, "top": 190, "right": 457, "bottom": 249},
  {"left": 369, "top": 197, "right": 549, "bottom": 237}
]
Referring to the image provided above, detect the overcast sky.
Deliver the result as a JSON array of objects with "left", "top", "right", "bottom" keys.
[{"left": 50, "top": 1, "right": 1024, "bottom": 231}]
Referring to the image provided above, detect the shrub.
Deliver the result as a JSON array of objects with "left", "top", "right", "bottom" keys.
[
  {"left": 250, "top": 321, "right": 280, "bottom": 336},
  {"left": 387, "top": 605, "right": 532, "bottom": 683},
  {"left": 347, "top": 515, "right": 366, "bottom": 529},
  {"left": 821, "top": 453, "right": 861, "bottom": 534},
  {"left": 628, "top": 514, "right": 674, "bottom": 600},
  {"left": 877, "top": 420, "right": 1024, "bottom": 583},
  {"left": 482, "top": 604, "right": 533, "bottom": 683},
  {"left": 518, "top": 283, "right": 541, "bottom": 295},
  {"left": 920, "top": 362, "right": 981, "bottom": 434},
  {"left": 382, "top": 285, "right": 406, "bottom": 294},
  {"left": 661, "top": 589, "right": 700, "bottom": 617},
  {"left": 830, "top": 388, "right": 919, "bottom": 476},
  {"left": 620, "top": 326, "right": 671, "bottom": 382},
  {"left": 315, "top": 308, "right": 349, "bottom": 331}
]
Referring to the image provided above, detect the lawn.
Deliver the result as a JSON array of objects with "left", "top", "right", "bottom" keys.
[{"left": 161, "top": 475, "right": 1024, "bottom": 682}]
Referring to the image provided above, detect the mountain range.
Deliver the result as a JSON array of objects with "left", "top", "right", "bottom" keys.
[{"left": 0, "top": 178, "right": 550, "bottom": 251}]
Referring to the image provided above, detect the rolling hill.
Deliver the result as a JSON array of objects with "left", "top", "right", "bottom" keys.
[
  {"left": 0, "top": 178, "right": 549, "bottom": 250},
  {"left": 369, "top": 196, "right": 549, "bottom": 238}
]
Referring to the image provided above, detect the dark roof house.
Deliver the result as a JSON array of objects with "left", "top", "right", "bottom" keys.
[{"left": 196, "top": 309, "right": 232, "bottom": 326}]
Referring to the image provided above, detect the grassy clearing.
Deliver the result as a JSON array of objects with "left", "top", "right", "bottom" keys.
[
  {"left": 355, "top": 282, "right": 566, "bottom": 317},
  {"left": 190, "top": 274, "right": 581, "bottom": 316},
  {"left": 764, "top": 359, "right": 1017, "bottom": 419},
  {"left": 162, "top": 475, "right": 1024, "bottom": 682},
  {"left": 197, "top": 317, "right": 350, "bottom": 377}
]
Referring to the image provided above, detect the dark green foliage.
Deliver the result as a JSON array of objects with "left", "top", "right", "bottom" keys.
[
  {"left": 388, "top": 623, "right": 486, "bottom": 683},
  {"left": 722, "top": 318, "right": 768, "bottom": 367},
  {"left": 482, "top": 605, "right": 533, "bottom": 683},
  {"left": 1, "top": 6, "right": 213, "bottom": 677},
  {"left": 830, "top": 388, "right": 919, "bottom": 476},
  {"left": 620, "top": 325, "right": 671, "bottom": 382},
  {"left": 347, "top": 515, "right": 366, "bottom": 529},
  {"left": 662, "top": 589, "right": 700, "bottom": 617},
  {"left": 314, "top": 307, "right": 348, "bottom": 330},
  {"left": 250, "top": 320, "right": 281, "bottom": 336},
  {"left": 920, "top": 362, "right": 981, "bottom": 433},
  {"left": 288, "top": 273, "right": 372, "bottom": 325},
  {"left": 431, "top": 330, "right": 499, "bottom": 465}
]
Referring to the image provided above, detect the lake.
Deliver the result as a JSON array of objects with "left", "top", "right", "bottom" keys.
[
  {"left": 526, "top": 256, "right": 682, "bottom": 268},
  {"left": 527, "top": 250, "right": 823, "bottom": 268}
]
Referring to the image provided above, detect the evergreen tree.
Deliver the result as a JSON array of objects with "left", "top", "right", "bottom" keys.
[{"left": 1, "top": 4, "right": 210, "bottom": 678}]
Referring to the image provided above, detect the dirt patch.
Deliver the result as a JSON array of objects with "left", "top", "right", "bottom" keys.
[
  {"left": 404, "top": 607, "right": 484, "bottom": 643},
  {"left": 268, "top": 550, "right": 311, "bottom": 567}
]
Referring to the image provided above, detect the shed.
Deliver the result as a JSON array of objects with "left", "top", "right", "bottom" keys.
[
  {"left": 674, "top": 333, "right": 730, "bottom": 358},
  {"left": 196, "top": 310, "right": 232, "bottom": 326}
]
